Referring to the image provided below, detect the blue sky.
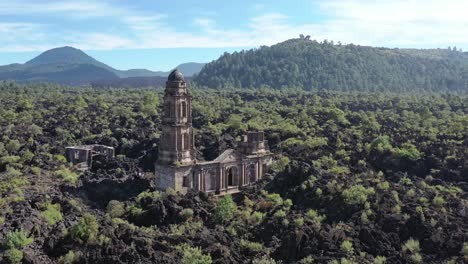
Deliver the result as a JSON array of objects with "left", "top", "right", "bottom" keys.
[{"left": 1, "top": 0, "right": 468, "bottom": 71}]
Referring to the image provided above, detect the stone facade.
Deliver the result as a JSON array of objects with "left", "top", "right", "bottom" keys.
[
  {"left": 155, "top": 69, "right": 273, "bottom": 194},
  {"left": 65, "top": 144, "right": 115, "bottom": 170}
]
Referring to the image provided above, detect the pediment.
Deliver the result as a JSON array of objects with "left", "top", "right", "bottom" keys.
[{"left": 213, "top": 149, "right": 242, "bottom": 163}]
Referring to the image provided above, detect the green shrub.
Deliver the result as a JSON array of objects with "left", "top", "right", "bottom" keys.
[
  {"left": 6, "top": 248, "right": 24, "bottom": 263},
  {"left": 315, "top": 188, "right": 323, "bottom": 197},
  {"left": 54, "top": 154, "right": 67, "bottom": 163},
  {"left": 240, "top": 239, "right": 263, "bottom": 252},
  {"left": 250, "top": 211, "right": 265, "bottom": 225},
  {"left": 374, "top": 256, "right": 387, "bottom": 264},
  {"left": 179, "top": 208, "right": 194, "bottom": 221},
  {"left": 70, "top": 213, "right": 99, "bottom": 242},
  {"left": 283, "top": 198, "right": 293, "bottom": 208},
  {"left": 58, "top": 250, "right": 77, "bottom": 264},
  {"left": 402, "top": 238, "right": 422, "bottom": 263},
  {"left": 41, "top": 202, "right": 63, "bottom": 225},
  {"left": 106, "top": 200, "right": 125, "bottom": 218},
  {"left": 54, "top": 168, "right": 79, "bottom": 185},
  {"left": 5, "top": 230, "right": 33, "bottom": 249},
  {"left": 294, "top": 217, "right": 304, "bottom": 227},
  {"left": 340, "top": 240, "right": 354, "bottom": 254},
  {"left": 5, "top": 140, "right": 21, "bottom": 153},
  {"left": 399, "top": 176, "right": 413, "bottom": 186},
  {"left": 214, "top": 194, "right": 236, "bottom": 224},
  {"left": 342, "top": 185, "right": 375, "bottom": 206},
  {"left": 432, "top": 196, "right": 445, "bottom": 207},
  {"left": 274, "top": 209, "right": 286, "bottom": 218},
  {"left": 176, "top": 243, "right": 212, "bottom": 264},
  {"left": 136, "top": 190, "right": 166, "bottom": 203},
  {"left": 402, "top": 238, "right": 420, "bottom": 253},
  {"left": 406, "top": 189, "right": 416, "bottom": 197},
  {"left": 299, "top": 255, "right": 315, "bottom": 264},
  {"left": 377, "top": 181, "right": 390, "bottom": 190},
  {"left": 396, "top": 143, "right": 422, "bottom": 161},
  {"left": 252, "top": 256, "right": 279, "bottom": 264},
  {"left": 306, "top": 209, "right": 326, "bottom": 224},
  {"left": 264, "top": 192, "right": 284, "bottom": 207},
  {"left": 31, "top": 166, "right": 41, "bottom": 175},
  {"left": 271, "top": 156, "right": 290, "bottom": 171},
  {"left": 0, "top": 156, "right": 21, "bottom": 165}
]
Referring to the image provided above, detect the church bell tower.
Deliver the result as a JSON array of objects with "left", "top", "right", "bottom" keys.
[{"left": 157, "top": 69, "right": 194, "bottom": 165}]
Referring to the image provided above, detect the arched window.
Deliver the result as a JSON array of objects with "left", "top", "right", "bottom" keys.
[{"left": 180, "top": 101, "right": 187, "bottom": 118}]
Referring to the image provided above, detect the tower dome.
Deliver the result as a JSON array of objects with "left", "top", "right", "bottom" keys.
[{"left": 168, "top": 69, "right": 185, "bottom": 82}]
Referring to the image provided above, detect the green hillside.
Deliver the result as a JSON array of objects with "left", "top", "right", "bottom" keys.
[{"left": 195, "top": 38, "right": 468, "bottom": 93}]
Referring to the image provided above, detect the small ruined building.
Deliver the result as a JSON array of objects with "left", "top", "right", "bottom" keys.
[
  {"left": 156, "top": 69, "right": 273, "bottom": 194},
  {"left": 65, "top": 145, "right": 115, "bottom": 170}
]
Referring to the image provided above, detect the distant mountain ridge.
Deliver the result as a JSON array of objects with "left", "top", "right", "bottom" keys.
[
  {"left": 195, "top": 38, "right": 468, "bottom": 93},
  {"left": 0, "top": 46, "right": 206, "bottom": 85}
]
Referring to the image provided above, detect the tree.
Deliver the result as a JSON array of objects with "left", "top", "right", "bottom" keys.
[
  {"left": 70, "top": 213, "right": 99, "bottom": 242},
  {"left": 214, "top": 194, "right": 236, "bottom": 224}
]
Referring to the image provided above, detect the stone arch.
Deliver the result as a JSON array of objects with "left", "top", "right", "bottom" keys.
[
  {"left": 205, "top": 169, "right": 217, "bottom": 191},
  {"left": 226, "top": 166, "right": 239, "bottom": 186}
]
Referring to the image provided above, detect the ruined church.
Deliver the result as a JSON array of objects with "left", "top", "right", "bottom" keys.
[{"left": 155, "top": 69, "right": 273, "bottom": 194}]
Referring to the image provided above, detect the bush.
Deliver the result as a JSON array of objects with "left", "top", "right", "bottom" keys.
[
  {"left": 214, "top": 194, "right": 236, "bottom": 224},
  {"left": 177, "top": 243, "right": 212, "bottom": 264},
  {"left": 432, "top": 196, "right": 445, "bottom": 207},
  {"left": 402, "top": 238, "right": 420, "bottom": 253},
  {"left": 107, "top": 200, "right": 125, "bottom": 218},
  {"left": 377, "top": 181, "right": 390, "bottom": 190},
  {"left": 6, "top": 248, "right": 23, "bottom": 263},
  {"left": 252, "top": 256, "right": 279, "bottom": 264},
  {"left": 136, "top": 190, "right": 166, "bottom": 203},
  {"left": 5, "top": 230, "right": 33, "bottom": 249},
  {"left": 54, "top": 167, "right": 79, "bottom": 185},
  {"left": 5, "top": 140, "right": 21, "bottom": 153},
  {"left": 374, "top": 256, "right": 387, "bottom": 264},
  {"left": 294, "top": 217, "right": 304, "bottom": 227},
  {"left": 249, "top": 211, "right": 265, "bottom": 225},
  {"left": 402, "top": 238, "right": 422, "bottom": 263},
  {"left": 240, "top": 239, "right": 263, "bottom": 252},
  {"left": 342, "top": 185, "right": 375, "bottom": 206},
  {"left": 41, "top": 202, "right": 63, "bottom": 225},
  {"left": 70, "top": 213, "right": 99, "bottom": 242},
  {"left": 306, "top": 209, "right": 326, "bottom": 224},
  {"left": 274, "top": 209, "right": 286, "bottom": 218},
  {"left": 340, "top": 240, "right": 354, "bottom": 254},
  {"left": 179, "top": 208, "right": 194, "bottom": 221},
  {"left": 270, "top": 156, "right": 290, "bottom": 171},
  {"left": 58, "top": 250, "right": 77, "bottom": 264},
  {"left": 264, "top": 192, "right": 284, "bottom": 207}
]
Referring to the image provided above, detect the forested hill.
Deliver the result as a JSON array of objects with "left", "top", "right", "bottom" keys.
[{"left": 194, "top": 38, "right": 468, "bottom": 93}]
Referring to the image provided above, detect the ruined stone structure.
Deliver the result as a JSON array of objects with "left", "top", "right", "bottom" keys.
[
  {"left": 155, "top": 69, "right": 273, "bottom": 194},
  {"left": 65, "top": 144, "right": 115, "bottom": 170}
]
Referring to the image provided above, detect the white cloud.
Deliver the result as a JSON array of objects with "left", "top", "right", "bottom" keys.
[
  {"left": 3, "top": 0, "right": 468, "bottom": 51},
  {"left": 0, "top": 0, "right": 124, "bottom": 17}
]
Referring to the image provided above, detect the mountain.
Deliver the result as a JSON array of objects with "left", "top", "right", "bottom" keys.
[
  {"left": 194, "top": 38, "right": 468, "bottom": 93},
  {"left": 0, "top": 47, "right": 205, "bottom": 84}
]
